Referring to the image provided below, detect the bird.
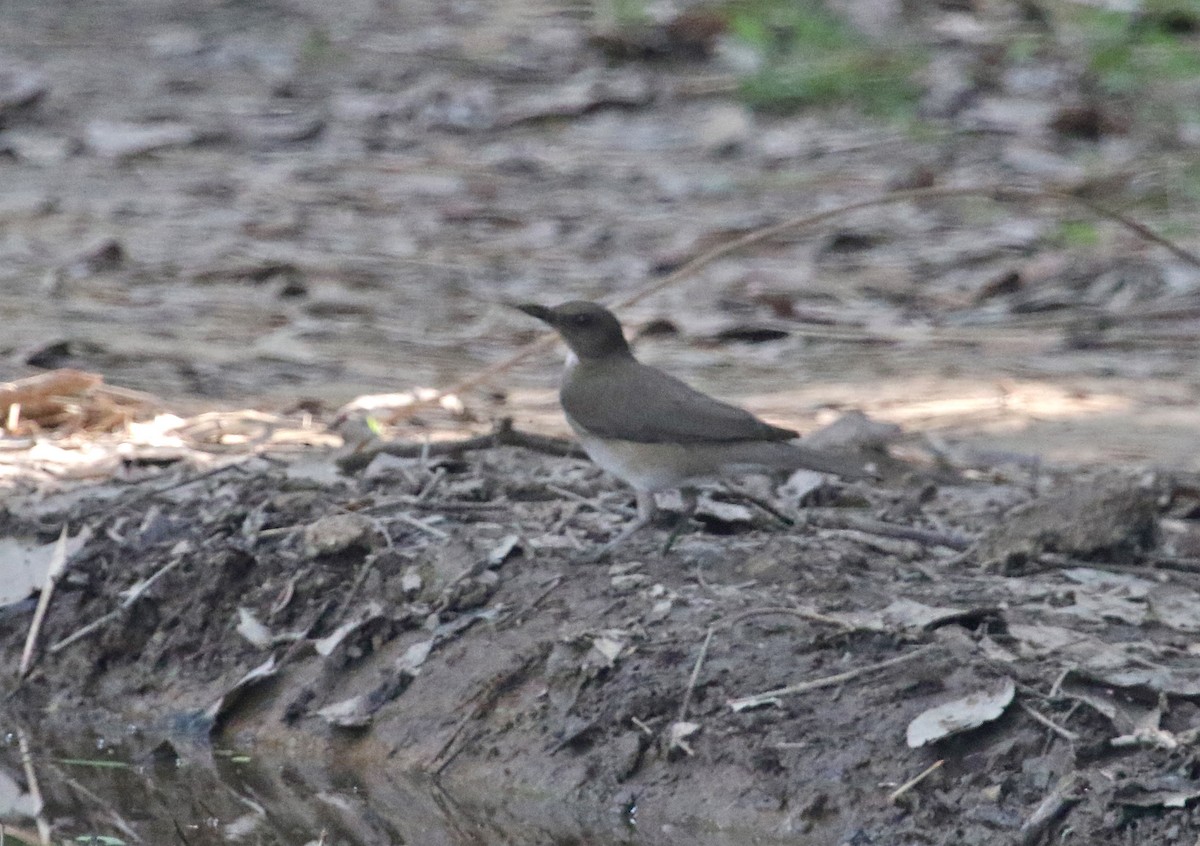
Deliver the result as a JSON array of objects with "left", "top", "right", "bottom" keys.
[{"left": 515, "top": 300, "right": 872, "bottom": 557}]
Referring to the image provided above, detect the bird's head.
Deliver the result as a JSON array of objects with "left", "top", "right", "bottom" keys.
[{"left": 515, "top": 300, "right": 633, "bottom": 361}]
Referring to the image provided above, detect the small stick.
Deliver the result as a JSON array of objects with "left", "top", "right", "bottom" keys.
[
  {"left": 1047, "top": 667, "right": 1072, "bottom": 699},
  {"left": 722, "top": 606, "right": 854, "bottom": 631},
  {"left": 725, "top": 488, "right": 794, "bottom": 526},
  {"left": 678, "top": 626, "right": 715, "bottom": 723},
  {"left": 19, "top": 525, "right": 70, "bottom": 678},
  {"left": 729, "top": 644, "right": 936, "bottom": 710},
  {"left": 337, "top": 418, "right": 587, "bottom": 473},
  {"left": 1020, "top": 701, "right": 1079, "bottom": 742},
  {"left": 432, "top": 649, "right": 548, "bottom": 773},
  {"left": 1019, "top": 772, "right": 1085, "bottom": 846},
  {"left": 549, "top": 501, "right": 582, "bottom": 535},
  {"left": 631, "top": 716, "right": 655, "bottom": 736},
  {"left": 362, "top": 497, "right": 507, "bottom": 514},
  {"left": 803, "top": 510, "right": 971, "bottom": 551},
  {"left": 385, "top": 183, "right": 1200, "bottom": 424},
  {"left": 49, "top": 556, "right": 184, "bottom": 655},
  {"left": 387, "top": 511, "right": 449, "bottom": 540},
  {"left": 17, "top": 729, "right": 51, "bottom": 844},
  {"left": 505, "top": 575, "right": 562, "bottom": 627},
  {"left": 431, "top": 706, "right": 478, "bottom": 775},
  {"left": 888, "top": 759, "right": 944, "bottom": 804},
  {"left": 545, "top": 484, "right": 621, "bottom": 512},
  {"left": 334, "top": 554, "right": 382, "bottom": 623},
  {"left": 415, "top": 467, "right": 446, "bottom": 502}
]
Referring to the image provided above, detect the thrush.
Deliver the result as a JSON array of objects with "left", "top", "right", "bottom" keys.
[{"left": 517, "top": 301, "right": 872, "bottom": 557}]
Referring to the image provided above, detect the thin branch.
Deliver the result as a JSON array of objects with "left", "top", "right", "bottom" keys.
[
  {"left": 728, "top": 644, "right": 937, "bottom": 711},
  {"left": 888, "top": 759, "right": 944, "bottom": 804},
  {"left": 678, "top": 626, "right": 715, "bottom": 723},
  {"left": 48, "top": 556, "right": 184, "bottom": 655},
  {"left": 19, "top": 526, "right": 76, "bottom": 679},
  {"left": 1051, "top": 188, "right": 1200, "bottom": 268},
  {"left": 722, "top": 605, "right": 854, "bottom": 630},
  {"left": 803, "top": 509, "right": 971, "bottom": 551},
  {"left": 337, "top": 418, "right": 585, "bottom": 473},
  {"left": 17, "top": 729, "right": 52, "bottom": 845},
  {"left": 1020, "top": 701, "right": 1080, "bottom": 742},
  {"left": 385, "top": 510, "right": 450, "bottom": 540},
  {"left": 1019, "top": 772, "right": 1086, "bottom": 846},
  {"left": 387, "top": 182, "right": 1200, "bottom": 420}
]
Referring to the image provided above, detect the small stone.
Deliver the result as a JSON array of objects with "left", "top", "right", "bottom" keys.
[
  {"left": 0, "top": 61, "right": 48, "bottom": 114},
  {"left": 84, "top": 120, "right": 198, "bottom": 159},
  {"left": 696, "top": 104, "right": 752, "bottom": 155},
  {"left": 611, "top": 573, "right": 650, "bottom": 592},
  {"left": 303, "top": 513, "right": 374, "bottom": 557},
  {"left": 146, "top": 26, "right": 204, "bottom": 57}
]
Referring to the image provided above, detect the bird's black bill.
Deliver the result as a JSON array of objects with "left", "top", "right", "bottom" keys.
[{"left": 513, "top": 302, "right": 555, "bottom": 324}]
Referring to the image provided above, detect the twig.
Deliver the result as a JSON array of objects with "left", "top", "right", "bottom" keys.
[
  {"left": 1020, "top": 701, "right": 1079, "bottom": 742},
  {"left": 1141, "top": 554, "right": 1200, "bottom": 575},
  {"left": 1019, "top": 772, "right": 1085, "bottom": 846},
  {"left": 631, "top": 715, "right": 655, "bottom": 736},
  {"left": 48, "top": 555, "right": 184, "bottom": 655},
  {"left": 549, "top": 501, "right": 582, "bottom": 535},
  {"left": 431, "top": 647, "right": 550, "bottom": 775},
  {"left": 93, "top": 460, "right": 247, "bottom": 516},
  {"left": 19, "top": 525, "right": 70, "bottom": 679},
  {"left": 545, "top": 483, "right": 619, "bottom": 511},
  {"left": 415, "top": 467, "right": 446, "bottom": 502},
  {"left": 725, "top": 487, "right": 794, "bottom": 526},
  {"left": 888, "top": 759, "right": 944, "bottom": 804},
  {"left": 337, "top": 418, "right": 585, "bottom": 473},
  {"left": 386, "top": 511, "right": 449, "bottom": 540},
  {"left": 57, "top": 772, "right": 144, "bottom": 844},
  {"left": 722, "top": 605, "right": 854, "bottom": 630},
  {"left": 362, "top": 496, "right": 507, "bottom": 514},
  {"left": 501, "top": 575, "right": 563, "bottom": 629},
  {"left": 334, "top": 555, "right": 382, "bottom": 624},
  {"left": 387, "top": 183, "right": 1200, "bottom": 422},
  {"left": 678, "top": 626, "right": 715, "bottom": 723},
  {"left": 17, "top": 729, "right": 51, "bottom": 845},
  {"left": 728, "top": 644, "right": 936, "bottom": 711},
  {"left": 1058, "top": 189, "right": 1200, "bottom": 268},
  {"left": 802, "top": 510, "right": 971, "bottom": 551}
]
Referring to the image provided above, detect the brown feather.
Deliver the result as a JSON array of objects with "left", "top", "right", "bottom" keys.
[{"left": 561, "top": 358, "right": 798, "bottom": 445}]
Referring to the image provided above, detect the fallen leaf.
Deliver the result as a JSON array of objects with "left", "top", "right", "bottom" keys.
[
  {"left": 235, "top": 607, "right": 273, "bottom": 649},
  {"left": 206, "top": 656, "right": 279, "bottom": 725},
  {"left": 906, "top": 678, "right": 1015, "bottom": 748}
]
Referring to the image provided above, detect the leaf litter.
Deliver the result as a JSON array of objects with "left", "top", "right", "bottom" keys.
[{"left": 3, "top": 428, "right": 1200, "bottom": 842}]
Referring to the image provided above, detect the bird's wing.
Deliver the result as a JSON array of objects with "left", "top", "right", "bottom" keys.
[{"left": 561, "top": 360, "right": 798, "bottom": 444}]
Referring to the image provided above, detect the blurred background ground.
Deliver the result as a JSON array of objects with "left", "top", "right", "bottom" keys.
[{"left": 3, "top": 0, "right": 1200, "bottom": 470}]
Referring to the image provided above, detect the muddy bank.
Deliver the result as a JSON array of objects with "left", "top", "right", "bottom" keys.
[
  {"left": 5, "top": 0, "right": 1200, "bottom": 840},
  {"left": 4, "top": 432, "right": 1200, "bottom": 845}
]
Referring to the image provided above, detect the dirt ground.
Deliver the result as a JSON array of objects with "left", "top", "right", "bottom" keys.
[
  {"left": 4, "top": 0, "right": 1200, "bottom": 844},
  {"left": 5, "top": 436, "right": 1200, "bottom": 845}
]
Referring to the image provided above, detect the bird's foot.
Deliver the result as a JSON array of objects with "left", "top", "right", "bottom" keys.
[
  {"left": 660, "top": 488, "right": 699, "bottom": 556},
  {"left": 660, "top": 514, "right": 695, "bottom": 555}
]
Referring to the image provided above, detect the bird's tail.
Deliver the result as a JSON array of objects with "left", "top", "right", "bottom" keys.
[{"left": 720, "top": 440, "right": 875, "bottom": 480}]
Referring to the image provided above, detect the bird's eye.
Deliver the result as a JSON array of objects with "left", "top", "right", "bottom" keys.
[{"left": 572, "top": 313, "right": 592, "bottom": 326}]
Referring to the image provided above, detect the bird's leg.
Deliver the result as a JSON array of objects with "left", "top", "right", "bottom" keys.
[
  {"left": 661, "top": 487, "right": 699, "bottom": 555},
  {"left": 590, "top": 490, "right": 657, "bottom": 561}
]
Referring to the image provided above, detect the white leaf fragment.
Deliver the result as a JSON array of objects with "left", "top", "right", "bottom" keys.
[
  {"left": 235, "top": 607, "right": 274, "bottom": 649},
  {"left": 906, "top": 678, "right": 1015, "bottom": 748}
]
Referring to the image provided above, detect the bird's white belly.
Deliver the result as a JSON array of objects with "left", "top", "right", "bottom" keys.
[
  {"left": 567, "top": 415, "right": 717, "bottom": 493},
  {"left": 577, "top": 434, "right": 691, "bottom": 492}
]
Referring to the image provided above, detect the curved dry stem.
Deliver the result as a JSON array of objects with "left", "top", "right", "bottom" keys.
[{"left": 399, "top": 184, "right": 1200, "bottom": 419}]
